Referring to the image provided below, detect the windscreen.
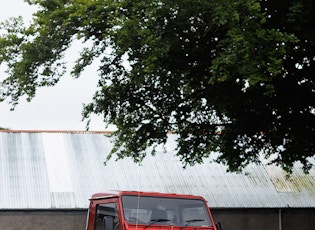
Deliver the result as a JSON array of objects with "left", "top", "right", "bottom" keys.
[{"left": 121, "top": 195, "right": 212, "bottom": 227}]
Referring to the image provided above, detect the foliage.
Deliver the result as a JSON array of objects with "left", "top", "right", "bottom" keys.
[{"left": 0, "top": 0, "right": 314, "bottom": 173}]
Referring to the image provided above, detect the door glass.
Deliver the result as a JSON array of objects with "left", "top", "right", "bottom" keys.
[{"left": 95, "top": 202, "right": 118, "bottom": 230}]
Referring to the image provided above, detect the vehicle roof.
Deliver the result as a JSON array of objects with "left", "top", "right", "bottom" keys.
[{"left": 90, "top": 191, "right": 205, "bottom": 201}]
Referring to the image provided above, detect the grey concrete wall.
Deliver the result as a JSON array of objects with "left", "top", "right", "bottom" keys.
[
  {"left": 0, "top": 208, "right": 314, "bottom": 230},
  {"left": 0, "top": 210, "right": 87, "bottom": 230},
  {"left": 211, "top": 208, "right": 315, "bottom": 230}
]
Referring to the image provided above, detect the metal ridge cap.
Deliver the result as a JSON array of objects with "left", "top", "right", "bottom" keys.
[{"left": 0, "top": 129, "right": 114, "bottom": 134}]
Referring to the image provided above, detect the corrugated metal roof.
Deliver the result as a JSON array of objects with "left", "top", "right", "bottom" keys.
[{"left": 0, "top": 130, "right": 314, "bottom": 210}]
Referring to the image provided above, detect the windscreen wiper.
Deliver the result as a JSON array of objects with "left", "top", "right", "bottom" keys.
[
  {"left": 144, "top": 218, "right": 171, "bottom": 229},
  {"left": 179, "top": 219, "right": 205, "bottom": 230}
]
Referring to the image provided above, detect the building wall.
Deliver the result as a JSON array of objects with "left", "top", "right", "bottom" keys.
[
  {"left": 211, "top": 208, "right": 315, "bottom": 230},
  {"left": 1, "top": 209, "right": 315, "bottom": 230},
  {"left": 0, "top": 211, "right": 87, "bottom": 230}
]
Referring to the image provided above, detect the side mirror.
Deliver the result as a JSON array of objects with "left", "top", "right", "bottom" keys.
[
  {"left": 215, "top": 222, "right": 222, "bottom": 230},
  {"left": 103, "top": 216, "right": 115, "bottom": 230}
]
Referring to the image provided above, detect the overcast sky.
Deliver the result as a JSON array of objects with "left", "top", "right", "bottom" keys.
[{"left": 0, "top": 0, "right": 108, "bottom": 131}]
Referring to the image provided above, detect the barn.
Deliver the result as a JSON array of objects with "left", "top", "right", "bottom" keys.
[{"left": 0, "top": 130, "right": 314, "bottom": 230}]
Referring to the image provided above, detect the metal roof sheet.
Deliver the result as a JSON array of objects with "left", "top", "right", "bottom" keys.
[{"left": 0, "top": 130, "right": 314, "bottom": 210}]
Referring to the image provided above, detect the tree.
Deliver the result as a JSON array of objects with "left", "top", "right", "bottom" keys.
[{"left": 0, "top": 0, "right": 314, "bottom": 173}]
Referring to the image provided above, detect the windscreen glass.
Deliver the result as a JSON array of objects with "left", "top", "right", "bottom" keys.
[{"left": 121, "top": 195, "right": 212, "bottom": 227}]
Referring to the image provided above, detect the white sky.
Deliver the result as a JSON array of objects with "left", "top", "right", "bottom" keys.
[{"left": 0, "top": 0, "right": 108, "bottom": 131}]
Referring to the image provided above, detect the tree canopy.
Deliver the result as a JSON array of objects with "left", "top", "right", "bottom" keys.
[{"left": 0, "top": 0, "right": 314, "bottom": 173}]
